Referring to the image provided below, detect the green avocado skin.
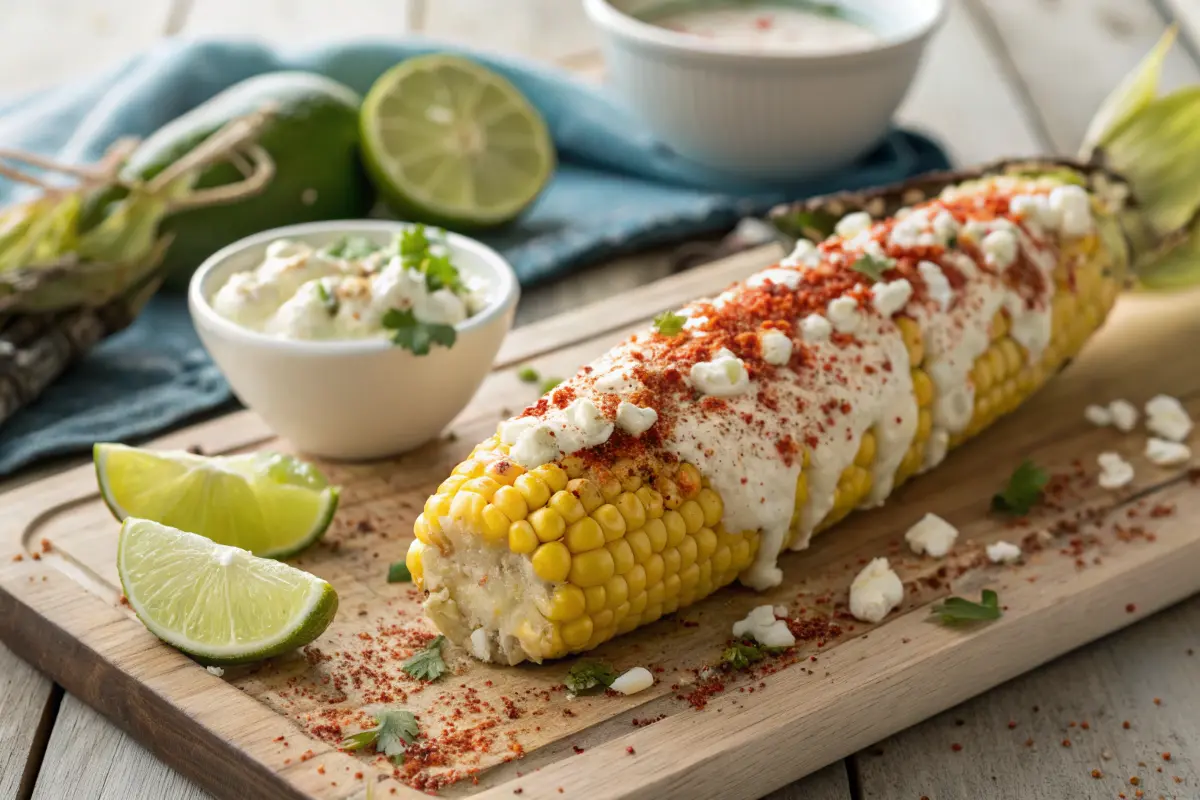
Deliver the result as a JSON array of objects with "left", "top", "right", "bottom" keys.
[{"left": 94, "top": 72, "right": 375, "bottom": 291}]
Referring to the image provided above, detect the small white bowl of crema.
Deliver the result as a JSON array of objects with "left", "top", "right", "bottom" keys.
[
  {"left": 583, "top": 0, "right": 946, "bottom": 180},
  {"left": 189, "top": 220, "right": 519, "bottom": 461}
]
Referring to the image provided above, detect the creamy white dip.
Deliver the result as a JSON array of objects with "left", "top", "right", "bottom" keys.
[
  {"left": 211, "top": 232, "right": 488, "bottom": 342},
  {"left": 643, "top": 1, "right": 879, "bottom": 53}
]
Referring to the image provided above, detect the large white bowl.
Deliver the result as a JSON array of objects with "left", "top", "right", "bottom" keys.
[
  {"left": 583, "top": 0, "right": 946, "bottom": 181},
  {"left": 188, "top": 220, "right": 519, "bottom": 461}
]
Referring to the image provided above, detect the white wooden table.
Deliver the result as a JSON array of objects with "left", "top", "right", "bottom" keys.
[{"left": 2, "top": 1, "right": 1200, "bottom": 798}]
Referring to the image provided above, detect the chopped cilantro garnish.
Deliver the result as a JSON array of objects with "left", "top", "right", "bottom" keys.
[
  {"left": 401, "top": 635, "right": 447, "bottom": 682},
  {"left": 720, "top": 639, "right": 786, "bottom": 670},
  {"left": 517, "top": 366, "right": 541, "bottom": 384},
  {"left": 322, "top": 235, "right": 380, "bottom": 261},
  {"left": 850, "top": 252, "right": 893, "bottom": 282},
  {"left": 382, "top": 308, "right": 457, "bottom": 356},
  {"left": 945, "top": 234, "right": 959, "bottom": 250},
  {"left": 340, "top": 708, "right": 419, "bottom": 764},
  {"left": 653, "top": 310, "right": 688, "bottom": 336},
  {"left": 315, "top": 282, "right": 339, "bottom": 316},
  {"left": 565, "top": 660, "right": 618, "bottom": 694},
  {"left": 991, "top": 460, "right": 1049, "bottom": 516},
  {"left": 387, "top": 561, "right": 412, "bottom": 583},
  {"left": 540, "top": 377, "right": 563, "bottom": 394},
  {"left": 394, "top": 224, "right": 464, "bottom": 293},
  {"left": 931, "top": 589, "right": 1002, "bottom": 624}
]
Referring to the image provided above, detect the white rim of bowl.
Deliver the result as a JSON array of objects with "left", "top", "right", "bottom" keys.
[
  {"left": 582, "top": 0, "right": 948, "bottom": 62},
  {"left": 188, "top": 219, "right": 521, "bottom": 356}
]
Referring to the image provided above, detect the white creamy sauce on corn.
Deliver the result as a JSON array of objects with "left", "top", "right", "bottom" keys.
[
  {"left": 492, "top": 176, "right": 1088, "bottom": 594},
  {"left": 210, "top": 235, "right": 488, "bottom": 341}
]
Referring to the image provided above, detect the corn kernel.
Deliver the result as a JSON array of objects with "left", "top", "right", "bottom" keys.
[
  {"left": 646, "top": 582, "right": 665, "bottom": 607},
  {"left": 560, "top": 456, "right": 585, "bottom": 479},
  {"left": 437, "top": 474, "right": 466, "bottom": 495},
  {"left": 971, "top": 358, "right": 994, "bottom": 393},
  {"left": 450, "top": 491, "right": 486, "bottom": 525},
  {"left": 663, "top": 573, "right": 682, "bottom": 600},
  {"left": 592, "top": 609, "right": 615, "bottom": 631},
  {"left": 679, "top": 500, "right": 705, "bottom": 534},
  {"left": 461, "top": 476, "right": 500, "bottom": 502},
  {"left": 424, "top": 493, "right": 452, "bottom": 522},
  {"left": 509, "top": 520, "right": 538, "bottom": 554},
  {"left": 678, "top": 536, "right": 698, "bottom": 569},
  {"left": 643, "top": 517, "right": 668, "bottom": 553},
  {"left": 565, "top": 517, "right": 605, "bottom": 552},
  {"left": 599, "top": 475, "right": 622, "bottom": 501},
  {"left": 532, "top": 542, "right": 572, "bottom": 582},
  {"left": 413, "top": 513, "right": 434, "bottom": 545},
  {"left": 655, "top": 477, "right": 683, "bottom": 510},
  {"left": 593, "top": 504, "right": 627, "bottom": 541},
  {"left": 636, "top": 487, "right": 664, "bottom": 519},
  {"left": 405, "top": 540, "right": 425, "bottom": 584},
  {"left": 625, "top": 564, "right": 647, "bottom": 597},
  {"left": 711, "top": 545, "right": 732, "bottom": 574},
  {"left": 662, "top": 510, "right": 687, "bottom": 547},
  {"left": 694, "top": 488, "right": 724, "bottom": 528},
  {"left": 516, "top": 473, "right": 551, "bottom": 510},
  {"left": 697, "top": 560, "right": 712, "bottom": 593},
  {"left": 607, "top": 539, "right": 635, "bottom": 575},
  {"left": 676, "top": 463, "right": 703, "bottom": 498},
  {"left": 605, "top": 575, "right": 629, "bottom": 608},
  {"left": 538, "top": 585, "right": 586, "bottom": 621},
  {"left": 530, "top": 508, "right": 566, "bottom": 542},
  {"left": 568, "top": 479, "right": 604, "bottom": 513},
  {"left": 561, "top": 617, "right": 594, "bottom": 648},
  {"left": 485, "top": 459, "right": 525, "bottom": 486},
  {"left": 570, "top": 548, "right": 616, "bottom": 587},
  {"left": 912, "top": 368, "right": 934, "bottom": 406},
  {"left": 896, "top": 316, "right": 924, "bottom": 364},
  {"left": 679, "top": 562, "right": 700, "bottom": 590},
  {"left": 917, "top": 408, "right": 933, "bottom": 440},
  {"left": 628, "top": 592, "right": 648, "bottom": 617},
  {"left": 481, "top": 505, "right": 510, "bottom": 542},
  {"left": 492, "top": 485, "right": 528, "bottom": 522},
  {"left": 452, "top": 458, "right": 483, "bottom": 477},
  {"left": 615, "top": 492, "right": 647, "bottom": 530},
  {"left": 644, "top": 553, "right": 665, "bottom": 587},
  {"left": 643, "top": 603, "right": 664, "bottom": 624},
  {"left": 625, "top": 529, "right": 652, "bottom": 563},
  {"left": 612, "top": 601, "right": 631, "bottom": 625},
  {"left": 695, "top": 527, "right": 718, "bottom": 560},
  {"left": 549, "top": 490, "right": 586, "bottom": 524},
  {"left": 731, "top": 539, "right": 752, "bottom": 569},
  {"left": 855, "top": 431, "right": 877, "bottom": 468},
  {"left": 532, "top": 463, "right": 567, "bottom": 492},
  {"left": 662, "top": 547, "right": 682, "bottom": 575},
  {"left": 614, "top": 459, "right": 643, "bottom": 492},
  {"left": 584, "top": 585, "right": 607, "bottom": 614}
]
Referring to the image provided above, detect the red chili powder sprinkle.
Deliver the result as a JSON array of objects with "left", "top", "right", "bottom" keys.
[
  {"left": 1123, "top": 721, "right": 1131, "bottom": 729},
  {"left": 950, "top": 743, "right": 963, "bottom": 752},
  {"left": 1091, "top": 769, "right": 1103, "bottom": 779},
  {"left": 1126, "top": 603, "right": 1137, "bottom": 613},
  {"left": 1061, "top": 739, "right": 1071, "bottom": 748},
  {"left": 1162, "top": 752, "right": 1172, "bottom": 761},
  {"left": 626, "top": 746, "right": 636, "bottom": 755}
]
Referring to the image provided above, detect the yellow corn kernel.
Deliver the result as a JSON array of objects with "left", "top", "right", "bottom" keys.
[
  {"left": 644, "top": 553, "right": 665, "bottom": 587},
  {"left": 985, "top": 345, "right": 1007, "bottom": 380},
  {"left": 646, "top": 582, "right": 666, "bottom": 607},
  {"left": 614, "top": 459, "right": 643, "bottom": 492},
  {"left": 662, "top": 547, "right": 682, "bottom": 575},
  {"left": 405, "top": 540, "right": 425, "bottom": 584},
  {"left": 509, "top": 520, "right": 538, "bottom": 554},
  {"left": 485, "top": 459, "right": 524, "bottom": 486},
  {"left": 593, "top": 504, "right": 627, "bottom": 541},
  {"left": 599, "top": 475, "right": 622, "bottom": 502},
  {"left": 912, "top": 368, "right": 934, "bottom": 406},
  {"left": 679, "top": 562, "right": 700, "bottom": 590},
  {"left": 424, "top": 492, "right": 451, "bottom": 521},
  {"left": 679, "top": 500, "right": 705, "bottom": 534},
  {"left": 664, "top": 573, "right": 682, "bottom": 601},
  {"left": 413, "top": 513, "right": 434, "bottom": 545},
  {"left": 971, "top": 358, "right": 994, "bottom": 394},
  {"left": 592, "top": 609, "right": 615, "bottom": 633},
  {"left": 584, "top": 585, "right": 607, "bottom": 614},
  {"left": 492, "top": 485, "right": 528, "bottom": 523},
  {"left": 568, "top": 479, "right": 604, "bottom": 513},
  {"left": 561, "top": 617, "right": 594, "bottom": 648},
  {"left": 437, "top": 474, "right": 466, "bottom": 495},
  {"left": 565, "top": 517, "right": 605, "bottom": 552},
  {"left": 452, "top": 458, "right": 483, "bottom": 477},
  {"left": 533, "top": 463, "right": 568, "bottom": 492},
  {"left": 461, "top": 476, "right": 500, "bottom": 502},
  {"left": 643, "top": 517, "right": 668, "bottom": 552},
  {"left": 628, "top": 592, "right": 648, "bottom": 617},
  {"left": 625, "top": 564, "right": 647, "bottom": 597},
  {"left": 450, "top": 491, "right": 486, "bottom": 526},
  {"left": 605, "top": 575, "right": 629, "bottom": 608},
  {"left": 560, "top": 456, "right": 585, "bottom": 479},
  {"left": 696, "top": 489, "right": 723, "bottom": 528},
  {"left": 695, "top": 527, "right": 718, "bottom": 561},
  {"left": 532, "top": 541, "right": 572, "bottom": 582},
  {"left": 678, "top": 536, "right": 698, "bottom": 570},
  {"left": 625, "top": 529, "right": 652, "bottom": 563},
  {"left": 896, "top": 316, "right": 924, "bottom": 364},
  {"left": 612, "top": 601, "right": 631, "bottom": 626},
  {"left": 663, "top": 510, "right": 686, "bottom": 546},
  {"left": 530, "top": 508, "right": 567, "bottom": 542},
  {"left": 615, "top": 492, "right": 647, "bottom": 530},
  {"left": 697, "top": 561, "right": 713, "bottom": 593},
  {"left": 570, "top": 548, "right": 616, "bottom": 587},
  {"left": 676, "top": 463, "right": 703, "bottom": 498},
  {"left": 607, "top": 539, "right": 636, "bottom": 574},
  {"left": 855, "top": 431, "right": 877, "bottom": 468},
  {"left": 731, "top": 539, "right": 751, "bottom": 568},
  {"left": 990, "top": 308, "right": 1010, "bottom": 338},
  {"left": 655, "top": 477, "right": 683, "bottom": 509},
  {"left": 549, "top": 490, "right": 587, "bottom": 525},
  {"left": 712, "top": 545, "right": 732, "bottom": 574},
  {"left": 538, "top": 585, "right": 586, "bottom": 621},
  {"left": 481, "top": 505, "right": 510, "bottom": 542},
  {"left": 636, "top": 487, "right": 665, "bottom": 519},
  {"left": 515, "top": 473, "right": 551, "bottom": 510},
  {"left": 916, "top": 408, "right": 933, "bottom": 441},
  {"left": 1000, "top": 338, "right": 1024, "bottom": 375}
]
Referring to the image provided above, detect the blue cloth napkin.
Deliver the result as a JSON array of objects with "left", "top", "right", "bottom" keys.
[{"left": 0, "top": 38, "right": 950, "bottom": 475}]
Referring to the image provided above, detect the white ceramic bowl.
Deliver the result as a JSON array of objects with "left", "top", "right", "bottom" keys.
[
  {"left": 583, "top": 0, "right": 946, "bottom": 181},
  {"left": 189, "top": 220, "right": 519, "bottom": 461}
]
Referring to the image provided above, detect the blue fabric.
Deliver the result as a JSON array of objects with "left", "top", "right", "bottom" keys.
[{"left": 0, "top": 38, "right": 950, "bottom": 475}]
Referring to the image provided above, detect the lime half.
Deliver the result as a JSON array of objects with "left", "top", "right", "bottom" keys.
[
  {"left": 118, "top": 518, "right": 338, "bottom": 664},
  {"left": 95, "top": 443, "right": 339, "bottom": 559},
  {"left": 360, "top": 54, "right": 555, "bottom": 228}
]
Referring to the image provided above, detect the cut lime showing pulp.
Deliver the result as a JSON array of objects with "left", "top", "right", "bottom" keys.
[
  {"left": 118, "top": 518, "right": 338, "bottom": 664},
  {"left": 95, "top": 443, "right": 339, "bottom": 559},
  {"left": 360, "top": 54, "right": 555, "bottom": 228}
]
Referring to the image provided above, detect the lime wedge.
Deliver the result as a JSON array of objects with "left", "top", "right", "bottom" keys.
[
  {"left": 360, "top": 54, "right": 555, "bottom": 228},
  {"left": 94, "top": 443, "right": 339, "bottom": 559},
  {"left": 118, "top": 518, "right": 338, "bottom": 664}
]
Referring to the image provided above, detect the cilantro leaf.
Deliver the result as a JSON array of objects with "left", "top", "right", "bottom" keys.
[
  {"left": 398, "top": 224, "right": 434, "bottom": 259},
  {"left": 315, "top": 282, "right": 339, "bottom": 316},
  {"left": 991, "top": 460, "right": 1049, "bottom": 515},
  {"left": 931, "top": 589, "right": 1002, "bottom": 624},
  {"left": 401, "top": 635, "right": 447, "bottom": 682},
  {"left": 322, "top": 235, "right": 380, "bottom": 261},
  {"left": 517, "top": 366, "right": 541, "bottom": 384},
  {"left": 382, "top": 308, "right": 457, "bottom": 356},
  {"left": 945, "top": 234, "right": 958, "bottom": 250},
  {"left": 393, "top": 225, "right": 463, "bottom": 293},
  {"left": 850, "top": 253, "right": 893, "bottom": 282},
  {"left": 340, "top": 708, "right": 419, "bottom": 764},
  {"left": 540, "top": 377, "right": 563, "bottom": 394},
  {"left": 387, "top": 561, "right": 412, "bottom": 583},
  {"left": 565, "top": 660, "right": 618, "bottom": 694},
  {"left": 721, "top": 641, "right": 767, "bottom": 670},
  {"left": 653, "top": 310, "right": 687, "bottom": 336}
]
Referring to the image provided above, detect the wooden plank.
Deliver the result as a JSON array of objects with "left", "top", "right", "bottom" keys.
[
  {"left": 765, "top": 763, "right": 852, "bottom": 800},
  {"left": 854, "top": 594, "right": 1200, "bottom": 798},
  {"left": 971, "top": 0, "right": 1200, "bottom": 155},
  {"left": 0, "top": 641, "right": 58, "bottom": 800},
  {"left": 32, "top": 694, "right": 212, "bottom": 800},
  {"left": 0, "top": 0, "right": 170, "bottom": 96},
  {"left": 896, "top": 0, "right": 1046, "bottom": 165}
]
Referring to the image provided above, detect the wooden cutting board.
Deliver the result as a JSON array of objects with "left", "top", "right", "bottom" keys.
[{"left": 3, "top": 243, "right": 1200, "bottom": 800}]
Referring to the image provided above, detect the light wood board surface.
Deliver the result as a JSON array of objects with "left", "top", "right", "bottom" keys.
[{"left": 1, "top": 1, "right": 1199, "bottom": 799}]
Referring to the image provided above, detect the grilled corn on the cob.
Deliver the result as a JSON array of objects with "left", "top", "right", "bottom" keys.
[{"left": 408, "top": 170, "right": 1126, "bottom": 664}]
